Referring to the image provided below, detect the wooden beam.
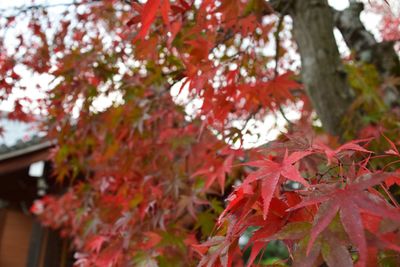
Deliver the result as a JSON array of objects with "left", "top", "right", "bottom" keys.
[{"left": 0, "top": 149, "right": 50, "bottom": 175}]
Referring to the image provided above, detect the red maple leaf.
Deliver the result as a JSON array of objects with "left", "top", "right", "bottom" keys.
[
  {"left": 86, "top": 235, "right": 108, "bottom": 254},
  {"left": 313, "top": 139, "right": 372, "bottom": 165},
  {"left": 288, "top": 172, "right": 400, "bottom": 267},
  {"left": 191, "top": 147, "right": 240, "bottom": 192},
  {"left": 383, "top": 133, "right": 400, "bottom": 157},
  {"left": 133, "top": 0, "right": 161, "bottom": 42},
  {"left": 265, "top": 71, "right": 301, "bottom": 102},
  {"left": 243, "top": 150, "right": 312, "bottom": 219}
]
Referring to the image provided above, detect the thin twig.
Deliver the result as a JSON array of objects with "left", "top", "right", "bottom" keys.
[
  {"left": 0, "top": 1, "right": 78, "bottom": 13},
  {"left": 273, "top": 14, "right": 284, "bottom": 77},
  {"left": 380, "top": 183, "right": 400, "bottom": 208},
  {"left": 278, "top": 105, "right": 292, "bottom": 126},
  {"left": 1, "top": 0, "right": 105, "bottom": 19},
  {"left": 273, "top": 1, "right": 294, "bottom": 126},
  {"left": 382, "top": 159, "right": 400, "bottom": 171}
]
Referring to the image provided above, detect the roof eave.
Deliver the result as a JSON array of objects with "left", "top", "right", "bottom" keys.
[{"left": 0, "top": 140, "right": 54, "bottom": 162}]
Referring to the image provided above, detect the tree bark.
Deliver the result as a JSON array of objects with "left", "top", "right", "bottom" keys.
[{"left": 272, "top": 0, "right": 354, "bottom": 136}]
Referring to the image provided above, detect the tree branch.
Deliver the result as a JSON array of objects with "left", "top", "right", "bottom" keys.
[{"left": 1, "top": 0, "right": 106, "bottom": 19}]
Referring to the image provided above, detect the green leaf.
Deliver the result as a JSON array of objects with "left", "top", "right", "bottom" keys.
[
  {"left": 209, "top": 198, "right": 224, "bottom": 214},
  {"left": 195, "top": 211, "right": 216, "bottom": 237}
]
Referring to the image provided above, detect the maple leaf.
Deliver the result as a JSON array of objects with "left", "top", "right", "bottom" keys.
[
  {"left": 239, "top": 72, "right": 301, "bottom": 110},
  {"left": 218, "top": 187, "right": 250, "bottom": 223},
  {"left": 167, "top": 19, "right": 182, "bottom": 46},
  {"left": 191, "top": 148, "right": 238, "bottom": 192},
  {"left": 95, "top": 243, "right": 122, "bottom": 266},
  {"left": 140, "top": 231, "right": 162, "bottom": 250},
  {"left": 86, "top": 235, "right": 108, "bottom": 254},
  {"left": 244, "top": 212, "right": 286, "bottom": 266},
  {"left": 288, "top": 173, "right": 400, "bottom": 267},
  {"left": 216, "top": 0, "right": 242, "bottom": 22},
  {"left": 243, "top": 150, "right": 312, "bottom": 219},
  {"left": 133, "top": 0, "right": 161, "bottom": 42},
  {"left": 186, "top": 38, "right": 212, "bottom": 63},
  {"left": 385, "top": 171, "right": 400, "bottom": 187},
  {"left": 197, "top": 236, "right": 236, "bottom": 267},
  {"left": 383, "top": 133, "right": 400, "bottom": 157},
  {"left": 313, "top": 139, "right": 372, "bottom": 165},
  {"left": 246, "top": 241, "right": 265, "bottom": 267},
  {"left": 265, "top": 71, "right": 302, "bottom": 102},
  {"left": 160, "top": 0, "right": 171, "bottom": 26},
  {"left": 321, "top": 231, "right": 354, "bottom": 267}
]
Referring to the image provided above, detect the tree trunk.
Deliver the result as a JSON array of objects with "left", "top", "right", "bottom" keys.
[
  {"left": 290, "top": 0, "right": 355, "bottom": 136},
  {"left": 271, "top": 0, "right": 355, "bottom": 136}
]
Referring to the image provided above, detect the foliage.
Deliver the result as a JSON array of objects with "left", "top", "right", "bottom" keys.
[{"left": 1, "top": 0, "right": 400, "bottom": 266}]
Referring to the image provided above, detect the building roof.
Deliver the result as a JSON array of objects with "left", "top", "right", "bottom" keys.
[{"left": 0, "top": 113, "right": 53, "bottom": 173}]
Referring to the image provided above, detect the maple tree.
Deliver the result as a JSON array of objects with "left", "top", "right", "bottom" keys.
[{"left": 1, "top": 0, "right": 400, "bottom": 266}]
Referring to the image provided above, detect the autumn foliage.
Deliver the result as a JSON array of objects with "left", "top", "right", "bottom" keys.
[{"left": 2, "top": 0, "right": 400, "bottom": 266}]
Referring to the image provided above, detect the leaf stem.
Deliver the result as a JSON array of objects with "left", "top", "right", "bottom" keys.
[{"left": 380, "top": 183, "right": 399, "bottom": 208}]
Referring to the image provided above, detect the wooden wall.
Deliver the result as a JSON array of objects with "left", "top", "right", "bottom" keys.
[{"left": 0, "top": 209, "right": 33, "bottom": 267}]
